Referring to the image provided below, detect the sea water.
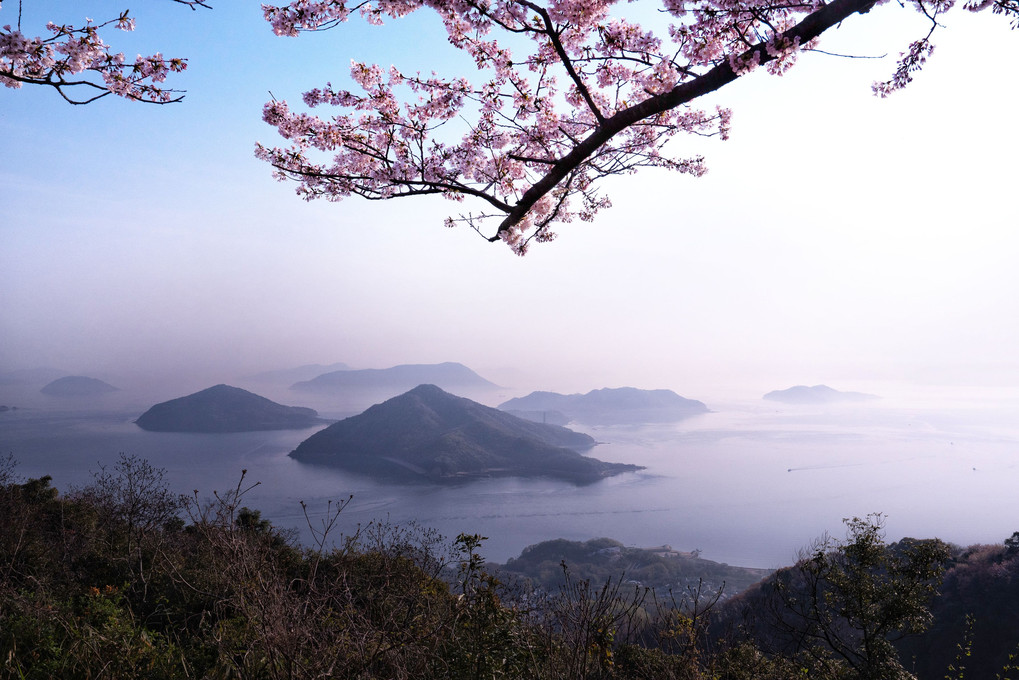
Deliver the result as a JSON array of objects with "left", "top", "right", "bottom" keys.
[{"left": 1, "top": 394, "right": 1017, "bottom": 569}]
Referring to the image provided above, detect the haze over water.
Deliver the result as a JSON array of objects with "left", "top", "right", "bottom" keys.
[{"left": 3, "top": 381, "right": 1016, "bottom": 569}]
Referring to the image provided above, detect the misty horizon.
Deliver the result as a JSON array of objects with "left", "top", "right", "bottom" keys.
[{"left": 4, "top": 1, "right": 1018, "bottom": 572}]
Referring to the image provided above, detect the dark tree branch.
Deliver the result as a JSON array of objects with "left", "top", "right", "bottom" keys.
[
  {"left": 489, "top": 0, "right": 880, "bottom": 241},
  {"left": 518, "top": 0, "right": 607, "bottom": 125}
]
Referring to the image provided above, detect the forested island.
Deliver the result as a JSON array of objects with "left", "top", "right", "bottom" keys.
[
  {"left": 289, "top": 384, "right": 640, "bottom": 483},
  {"left": 290, "top": 362, "right": 498, "bottom": 394},
  {"left": 763, "top": 384, "right": 879, "bottom": 404},
  {"left": 135, "top": 384, "right": 324, "bottom": 432},
  {"left": 497, "top": 537, "right": 770, "bottom": 599},
  {"left": 499, "top": 387, "right": 709, "bottom": 425},
  {"left": 40, "top": 375, "right": 119, "bottom": 397}
]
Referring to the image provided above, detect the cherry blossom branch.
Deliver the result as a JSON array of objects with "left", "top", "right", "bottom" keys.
[
  {"left": 258, "top": 0, "right": 1002, "bottom": 254},
  {"left": 492, "top": 0, "right": 882, "bottom": 240},
  {"left": 0, "top": 2, "right": 207, "bottom": 104},
  {"left": 518, "top": 0, "right": 607, "bottom": 124},
  {"left": 968, "top": 0, "right": 1019, "bottom": 25}
]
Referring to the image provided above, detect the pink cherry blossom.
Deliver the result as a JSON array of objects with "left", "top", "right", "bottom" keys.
[
  {"left": 257, "top": 0, "right": 1016, "bottom": 252},
  {"left": 1, "top": 2, "right": 207, "bottom": 104},
  {"left": 267, "top": 0, "right": 963, "bottom": 251}
]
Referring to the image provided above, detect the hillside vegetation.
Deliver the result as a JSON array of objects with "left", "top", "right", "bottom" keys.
[
  {"left": 2, "top": 454, "right": 1018, "bottom": 680},
  {"left": 498, "top": 537, "right": 770, "bottom": 600}
]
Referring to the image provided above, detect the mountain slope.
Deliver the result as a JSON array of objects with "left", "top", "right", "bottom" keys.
[
  {"left": 136, "top": 384, "right": 322, "bottom": 432},
  {"left": 290, "top": 384, "right": 641, "bottom": 483},
  {"left": 499, "top": 387, "right": 709, "bottom": 425},
  {"left": 40, "top": 376, "right": 118, "bottom": 397},
  {"left": 290, "top": 362, "right": 498, "bottom": 393},
  {"left": 245, "top": 362, "right": 352, "bottom": 384}
]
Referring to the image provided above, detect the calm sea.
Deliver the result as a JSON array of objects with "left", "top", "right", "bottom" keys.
[{"left": 2, "top": 392, "right": 1018, "bottom": 568}]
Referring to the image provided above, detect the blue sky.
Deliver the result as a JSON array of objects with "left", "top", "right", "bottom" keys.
[{"left": 2, "top": 1, "right": 1017, "bottom": 402}]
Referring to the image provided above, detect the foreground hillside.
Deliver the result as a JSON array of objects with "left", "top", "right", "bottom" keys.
[
  {"left": 2, "top": 456, "right": 1018, "bottom": 680},
  {"left": 707, "top": 519, "right": 1019, "bottom": 680}
]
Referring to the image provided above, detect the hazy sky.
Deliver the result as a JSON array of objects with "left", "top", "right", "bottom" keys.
[{"left": 2, "top": 1, "right": 1017, "bottom": 402}]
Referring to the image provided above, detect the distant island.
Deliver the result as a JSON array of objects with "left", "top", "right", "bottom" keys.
[
  {"left": 499, "top": 387, "right": 709, "bottom": 425},
  {"left": 135, "top": 384, "right": 324, "bottom": 433},
  {"left": 40, "top": 376, "right": 118, "bottom": 397},
  {"left": 290, "top": 384, "right": 643, "bottom": 484},
  {"left": 290, "top": 362, "right": 499, "bottom": 394},
  {"left": 244, "top": 362, "right": 352, "bottom": 384},
  {"left": 763, "top": 384, "right": 879, "bottom": 405},
  {"left": 498, "top": 537, "right": 771, "bottom": 598}
]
